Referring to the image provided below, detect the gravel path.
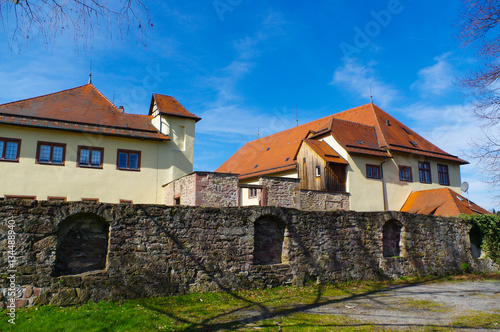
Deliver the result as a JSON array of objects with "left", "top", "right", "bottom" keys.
[{"left": 303, "top": 280, "right": 500, "bottom": 330}]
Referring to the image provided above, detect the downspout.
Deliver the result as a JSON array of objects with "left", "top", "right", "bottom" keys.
[{"left": 380, "top": 157, "right": 388, "bottom": 211}]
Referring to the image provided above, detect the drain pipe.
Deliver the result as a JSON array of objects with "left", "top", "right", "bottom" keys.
[{"left": 380, "top": 157, "right": 388, "bottom": 211}]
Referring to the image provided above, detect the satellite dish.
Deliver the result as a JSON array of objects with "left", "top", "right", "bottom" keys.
[{"left": 461, "top": 182, "right": 469, "bottom": 193}]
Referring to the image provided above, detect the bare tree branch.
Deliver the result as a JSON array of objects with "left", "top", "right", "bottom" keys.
[
  {"left": 0, "top": 0, "right": 152, "bottom": 51},
  {"left": 458, "top": 0, "right": 500, "bottom": 202}
]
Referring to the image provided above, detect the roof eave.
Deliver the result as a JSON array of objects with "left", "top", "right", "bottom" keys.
[{"left": 0, "top": 121, "right": 170, "bottom": 141}]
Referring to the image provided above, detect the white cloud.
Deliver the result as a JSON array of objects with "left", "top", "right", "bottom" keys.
[
  {"left": 411, "top": 53, "right": 455, "bottom": 96},
  {"left": 197, "top": 11, "right": 289, "bottom": 139},
  {"left": 330, "top": 58, "right": 399, "bottom": 107}
]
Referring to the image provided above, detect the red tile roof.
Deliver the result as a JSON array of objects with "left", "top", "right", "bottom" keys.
[
  {"left": 333, "top": 104, "right": 468, "bottom": 163},
  {"left": 217, "top": 103, "right": 467, "bottom": 178},
  {"left": 151, "top": 94, "right": 201, "bottom": 122},
  {"left": 0, "top": 84, "right": 170, "bottom": 141},
  {"left": 400, "top": 188, "right": 490, "bottom": 216},
  {"left": 216, "top": 112, "right": 337, "bottom": 178},
  {"left": 300, "top": 139, "right": 348, "bottom": 164}
]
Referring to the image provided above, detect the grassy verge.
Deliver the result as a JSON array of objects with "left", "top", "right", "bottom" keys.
[{"left": 1, "top": 274, "right": 499, "bottom": 331}]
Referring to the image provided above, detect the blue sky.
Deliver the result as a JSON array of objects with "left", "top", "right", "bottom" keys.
[{"left": 0, "top": 0, "right": 498, "bottom": 210}]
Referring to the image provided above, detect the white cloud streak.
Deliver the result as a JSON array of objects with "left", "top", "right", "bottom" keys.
[
  {"left": 330, "top": 58, "right": 399, "bottom": 107},
  {"left": 411, "top": 53, "right": 455, "bottom": 96}
]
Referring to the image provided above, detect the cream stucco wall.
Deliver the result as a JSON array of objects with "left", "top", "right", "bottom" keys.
[
  {"left": 0, "top": 121, "right": 195, "bottom": 204},
  {"left": 383, "top": 152, "right": 462, "bottom": 211},
  {"left": 320, "top": 135, "right": 463, "bottom": 212}
]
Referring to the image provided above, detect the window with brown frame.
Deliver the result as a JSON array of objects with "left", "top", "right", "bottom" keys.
[
  {"left": 5, "top": 195, "right": 36, "bottom": 201},
  {"left": 0, "top": 137, "right": 21, "bottom": 162},
  {"left": 47, "top": 196, "right": 67, "bottom": 202},
  {"left": 399, "top": 166, "right": 413, "bottom": 182},
  {"left": 315, "top": 166, "right": 321, "bottom": 177},
  {"left": 438, "top": 164, "right": 450, "bottom": 186},
  {"left": 418, "top": 161, "right": 431, "bottom": 184},
  {"left": 249, "top": 188, "right": 258, "bottom": 199},
  {"left": 81, "top": 198, "right": 99, "bottom": 202},
  {"left": 36, "top": 141, "right": 66, "bottom": 165},
  {"left": 116, "top": 149, "right": 141, "bottom": 171},
  {"left": 119, "top": 199, "right": 133, "bottom": 204},
  {"left": 77, "top": 146, "right": 104, "bottom": 168},
  {"left": 366, "top": 164, "right": 381, "bottom": 179}
]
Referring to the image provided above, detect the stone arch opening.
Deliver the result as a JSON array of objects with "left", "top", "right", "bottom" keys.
[
  {"left": 53, "top": 213, "right": 109, "bottom": 276},
  {"left": 382, "top": 219, "right": 403, "bottom": 257},
  {"left": 469, "top": 225, "right": 483, "bottom": 259},
  {"left": 253, "top": 215, "right": 288, "bottom": 265}
]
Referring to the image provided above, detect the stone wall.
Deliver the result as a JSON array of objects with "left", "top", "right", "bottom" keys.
[
  {"left": 259, "top": 177, "right": 300, "bottom": 209},
  {"left": 298, "top": 189, "right": 350, "bottom": 211},
  {"left": 163, "top": 172, "right": 238, "bottom": 207},
  {"left": 162, "top": 172, "right": 196, "bottom": 206},
  {"left": 164, "top": 172, "right": 350, "bottom": 211},
  {"left": 195, "top": 173, "right": 239, "bottom": 207},
  {"left": 0, "top": 200, "right": 497, "bottom": 308}
]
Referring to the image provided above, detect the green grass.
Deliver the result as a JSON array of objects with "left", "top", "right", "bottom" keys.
[{"left": 1, "top": 275, "right": 499, "bottom": 331}]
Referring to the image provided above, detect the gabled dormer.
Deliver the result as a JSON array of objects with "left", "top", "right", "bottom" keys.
[{"left": 149, "top": 94, "right": 201, "bottom": 151}]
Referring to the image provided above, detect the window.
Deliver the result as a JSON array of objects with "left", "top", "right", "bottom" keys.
[
  {"left": 315, "top": 166, "right": 321, "bottom": 177},
  {"left": 36, "top": 141, "right": 66, "bottom": 165},
  {"left": 119, "top": 199, "right": 133, "bottom": 204},
  {"left": 0, "top": 137, "right": 21, "bottom": 162},
  {"left": 366, "top": 164, "right": 381, "bottom": 179},
  {"left": 418, "top": 161, "right": 431, "bottom": 183},
  {"left": 249, "top": 188, "right": 258, "bottom": 198},
  {"left": 77, "top": 146, "right": 104, "bottom": 168},
  {"left": 47, "top": 196, "right": 67, "bottom": 202},
  {"left": 5, "top": 195, "right": 36, "bottom": 201},
  {"left": 116, "top": 149, "right": 141, "bottom": 171},
  {"left": 399, "top": 166, "right": 413, "bottom": 182},
  {"left": 82, "top": 198, "right": 99, "bottom": 202},
  {"left": 438, "top": 164, "right": 450, "bottom": 186}
]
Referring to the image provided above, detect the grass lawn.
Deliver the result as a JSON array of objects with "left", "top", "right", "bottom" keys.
[{"left": 1, "top": 274, "right": 499, "bottom": 331}]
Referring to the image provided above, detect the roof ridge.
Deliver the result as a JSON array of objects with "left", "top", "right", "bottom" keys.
[
  {"left": 87, "top": 84, "right": 125, "bottom": 114},
  {"left": 0, "top": 84, "right": 92, "bottom": 108},
  {"left": 369, "top": 103, "right": 389, "bottom": 149}
]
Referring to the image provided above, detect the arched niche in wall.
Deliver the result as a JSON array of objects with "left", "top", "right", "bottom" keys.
[
  {"left": 382, "top": 219, "right": 403, "bottom": 257},
  {"left": 53, "top": 213, "right": 109, "bottom": 276},
  {"left": 469, "top": 224, "right": 483, "bottom": 259},
  {"left": 253, "top": 215, "right": 289, "bottom": 265}
]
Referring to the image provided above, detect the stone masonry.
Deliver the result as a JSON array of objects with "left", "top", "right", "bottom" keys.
[
  {"left": 299, "top": 189, "right": 350, "bottom": 211},
  {"left": 0, "top": 200, "right": 497, "bottom": 308},
  {"left": 164, "top": 172, "right": 349, "bottom": 211}
]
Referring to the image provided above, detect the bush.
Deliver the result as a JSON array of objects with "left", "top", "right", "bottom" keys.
[{"left": 461, "top": 214, "right": 500, "bottom": 265}]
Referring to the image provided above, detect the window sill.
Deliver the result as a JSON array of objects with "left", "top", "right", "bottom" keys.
[
  {"left": 36, "top": 161, "right": 65, "bottom": 166},
  {"left": 78, "top": 165, "right": 103, "bottom": 169},
  {"left": 116, "top": 168, "right": 140, "bottom": 172},
  {"left": 0, "top": 159, "right": 19, "bottom": 163}
]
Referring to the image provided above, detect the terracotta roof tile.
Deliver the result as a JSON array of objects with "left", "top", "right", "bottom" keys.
[
  {"left": 333, "top": 104, "right": 467, "bottom": 164},
  {"left": 217, "top": 103, "right": 468, "bottom": 178},
  {"left": 300, "top": 139, "right": 348, "bottom": 164},
  {"left": 216, "top": 113, "right": 338, "bottom": 177},
  {"left": 400, "top": 188, "right": 490, "bottom": 216},
  {"left": 0, "top": 84, "right": 170, "bottom": 141},
  {"left": 151, "top": 94, "right": 201, "bottom": 122}
]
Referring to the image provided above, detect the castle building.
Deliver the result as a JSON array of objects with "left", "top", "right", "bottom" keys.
[
  {"left": 0, "top": 84, "right": 200, "bottom": 204},
  {"left": 213, "top": 103, "right": 488, "bottom": 215}
]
